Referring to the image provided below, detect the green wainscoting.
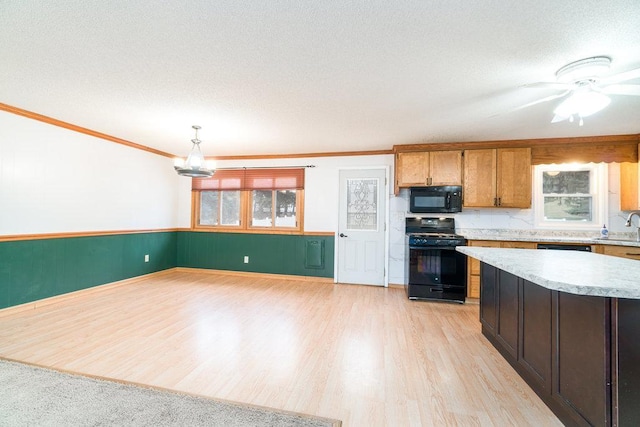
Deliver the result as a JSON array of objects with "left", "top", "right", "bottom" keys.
[
  {"left": 0, "top": 232, "right": 177, "bottom": 310},
  {"left": 0, "top": 231, "right": 334, "bottom": 310},
  {"left": 177, "top": 232, "right": 335, "bottom": 278}
]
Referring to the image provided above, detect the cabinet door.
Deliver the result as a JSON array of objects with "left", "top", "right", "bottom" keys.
[
  {"left": 496, "top": 148, "right": 532, "bottom": 208},
  {"left": 619, "top": 162, "right": 638, "bottom": 211},
  {"left": 463, "top": 149, "right": 497, "bottom": 207},
  {"left": 500, "top": 241, "right": 537, "bottom": 249},
  {"left": 617, "top": 298, "right": 640, "bottom": 425},
  {"left": 396, "top": 152, "right": 429, "bottom": 187},
  {"left": 602, "top": 245, "right": 640, "bottom": 260},
  {"left": 519, "top": 280, "right": 552, "bottom": 392},
  {"left": 429, "top": 150, "right": 462, "bottom": 185},
  {"left": 467, "top": 241, "right": 501, "bottom": 298},
  {"left": 480, "top": 263, "right": 497, "bottom": 335},
  {"left": 554, "top": 293, "right": 610, "bottom": 427},
  {"left": 496, "top": 270, "right": 519, "bottom": 358}
]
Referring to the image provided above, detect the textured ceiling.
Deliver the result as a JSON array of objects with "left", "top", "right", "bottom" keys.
[{"left": 1, "top": 1, "right": 639, "bottom": 158}]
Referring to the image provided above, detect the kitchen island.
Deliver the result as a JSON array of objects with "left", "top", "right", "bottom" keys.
[{"left": 457, "top": 247, "right": 640, "bottom": 427}]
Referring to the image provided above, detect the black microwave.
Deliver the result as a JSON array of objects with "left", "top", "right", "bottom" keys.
[{"left": 409, "top": 186, "right": 463, "bottom": 213}]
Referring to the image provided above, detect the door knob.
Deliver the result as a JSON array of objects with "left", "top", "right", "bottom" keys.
[{"left": 339, "top": 233, "right": 348, "bottom": 237}]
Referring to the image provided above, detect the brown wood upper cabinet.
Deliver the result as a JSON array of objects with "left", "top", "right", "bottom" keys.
[
  {"left": 463, "top": 148, "right": 532, "bottom": 208},
  {"left": 396, "top": 150, "right": 462, "bottom": 188},
  {"left": 619, "top": 158, "right": 639, "bottom": 211}
]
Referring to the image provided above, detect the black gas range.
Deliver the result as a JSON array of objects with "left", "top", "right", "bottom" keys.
[{"left": 405, "top": 217, "right": 467, "bottom": 303}]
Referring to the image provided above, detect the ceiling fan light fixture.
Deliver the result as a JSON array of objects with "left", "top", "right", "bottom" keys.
[
  {"left": 174, "top": 125, "right": 215, "bottom": 178},
  {"left": 555, "top": 56, "right": 611, "bottom": 83},
  {"left": 522, "top": 56, "right": 639, "bottom": 126},
  {"left": 552, "top": 90, "right": 611, "bottom": 122}
]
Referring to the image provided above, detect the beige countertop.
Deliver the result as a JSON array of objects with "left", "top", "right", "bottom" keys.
[
  {"left": 457, "top": 247, "right": 640, "bottom": 299},
  {"left": 458, "top": 230, "right": 640, "bottom": 247}
]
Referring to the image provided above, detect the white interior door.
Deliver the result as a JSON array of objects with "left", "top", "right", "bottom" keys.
[{"left": 337, "top": 168, "right": 387, "bottom": 286}]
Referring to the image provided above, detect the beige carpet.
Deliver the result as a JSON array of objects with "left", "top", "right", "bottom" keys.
[{"left": 0, "top": 359, "right": 341, "bottom": 427}]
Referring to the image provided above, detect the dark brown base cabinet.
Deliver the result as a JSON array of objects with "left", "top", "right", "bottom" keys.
[{"left": 480, "top": 263, "right": 640, "bottom": 427}]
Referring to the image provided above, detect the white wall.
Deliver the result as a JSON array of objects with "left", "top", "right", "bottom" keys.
[{"left": 0, "top": 111, "right": 183, "bottom": 234}]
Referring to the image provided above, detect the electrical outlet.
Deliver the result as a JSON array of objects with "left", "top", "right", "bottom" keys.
[
  {"left": 243, "top": 256, "right": 249, "bottom": 263},
  {"left": 144, "top": 254, "right": 149, "bottom": 263}
]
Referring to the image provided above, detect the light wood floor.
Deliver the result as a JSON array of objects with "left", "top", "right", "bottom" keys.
[{"left": 0, "top": 270, "right": 562, "bottom": 426}]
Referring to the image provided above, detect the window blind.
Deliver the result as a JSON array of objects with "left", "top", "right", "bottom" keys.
[
  {"left": 243, "top": 168, "right": 304, "bottom": 190},
  {"left": 192, "top": 169, "right": 245, "bottom": 190},
  {"left": 192, "top": 168, "right": 304, "bottom": 190}
]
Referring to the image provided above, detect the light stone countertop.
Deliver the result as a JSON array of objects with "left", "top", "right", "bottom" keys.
[
  {"left": 457, "top": 246, "right": 640, "bottom": 299},
  {"left": 458, "top": 230, "right": 640, "bottom": 247}
]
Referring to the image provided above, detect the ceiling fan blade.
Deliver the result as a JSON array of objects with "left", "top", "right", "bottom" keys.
[
  {"left": 600, "top": 84, "right": 640, "bottom": 96},
  {"left": 600, "top": 68, "right": 640, "bottom": 85},
  {"left": 521, "top": 82, "right": 574, "bottom": 90},
  {"left": 551, "top": 114, "right": 569, "bottom": 123},
  {"left": 513, "top": 90, "right": 571, "bottom": 111}
]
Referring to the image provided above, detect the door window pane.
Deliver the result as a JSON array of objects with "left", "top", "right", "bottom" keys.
[{"left": 346, "top": 178, "right": 378, "bottom": 230}]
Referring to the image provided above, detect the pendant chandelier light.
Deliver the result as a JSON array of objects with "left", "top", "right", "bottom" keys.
[{"left": 174, "top": 125, "right": 215, "bottom": 178}]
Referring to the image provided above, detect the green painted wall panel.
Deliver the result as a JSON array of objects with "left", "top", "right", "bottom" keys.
[
  {"left": 1, "top": 230, "right": 333, "bottom": 310},
  {"left": 0, "top": 244, "right": 8, "bottom": 308},
  {"left": 0, "top": 232, "right": 177, "bottom": 310},
  {"left": 176, "top": 232, "right": 334, "bottom": 278}
]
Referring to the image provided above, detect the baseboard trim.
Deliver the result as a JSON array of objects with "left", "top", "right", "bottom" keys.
[
  {"left": 0, "top": 269, "right": 176, "bottom": 318},
  {"left": 175, "top": 267, "right": 335, "bottom": 283}
]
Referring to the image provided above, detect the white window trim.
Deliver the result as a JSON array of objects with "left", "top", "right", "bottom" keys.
[{"left": 533, "top": 163, "right": 608, "bottom": 230}]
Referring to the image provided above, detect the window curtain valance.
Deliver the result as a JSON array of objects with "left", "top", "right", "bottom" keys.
[
  {"left": 531, "top": 141, "right": 638, "bottom": 165},
  {"left": 192, "top": 168, "right": 305, "bottom": 191}
]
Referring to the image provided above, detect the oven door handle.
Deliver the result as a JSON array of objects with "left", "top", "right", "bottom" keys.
[{"left": 409, "top": 246, "right": 460, "bottom": 250}]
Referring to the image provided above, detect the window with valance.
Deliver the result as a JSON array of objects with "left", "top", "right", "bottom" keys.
[{"left": 192, "top": 168, "right": 305, "bottom": 232}]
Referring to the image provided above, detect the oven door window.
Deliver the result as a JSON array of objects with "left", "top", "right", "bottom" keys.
[{"left": 409, "top": 247, "right": 465, "bottom": 286}]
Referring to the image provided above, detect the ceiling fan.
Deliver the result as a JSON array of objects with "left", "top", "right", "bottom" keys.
[{"left": 519, "top": 56, "right": 640, "bottom": 126}]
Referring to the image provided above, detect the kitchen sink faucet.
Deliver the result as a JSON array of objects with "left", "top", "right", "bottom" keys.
[{"left": 625, "top": 210, "right": 640, "bottom": 242}]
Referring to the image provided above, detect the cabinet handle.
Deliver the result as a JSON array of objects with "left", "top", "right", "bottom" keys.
[
  {"left": 498, "top": 197, "right": 502, "bottom": 206},
  {"left": 625, "top": 253, "right": 640, "bottom": 257},
  {"left": 493, "top": 197, "right": 497, "bottom": 206}
]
